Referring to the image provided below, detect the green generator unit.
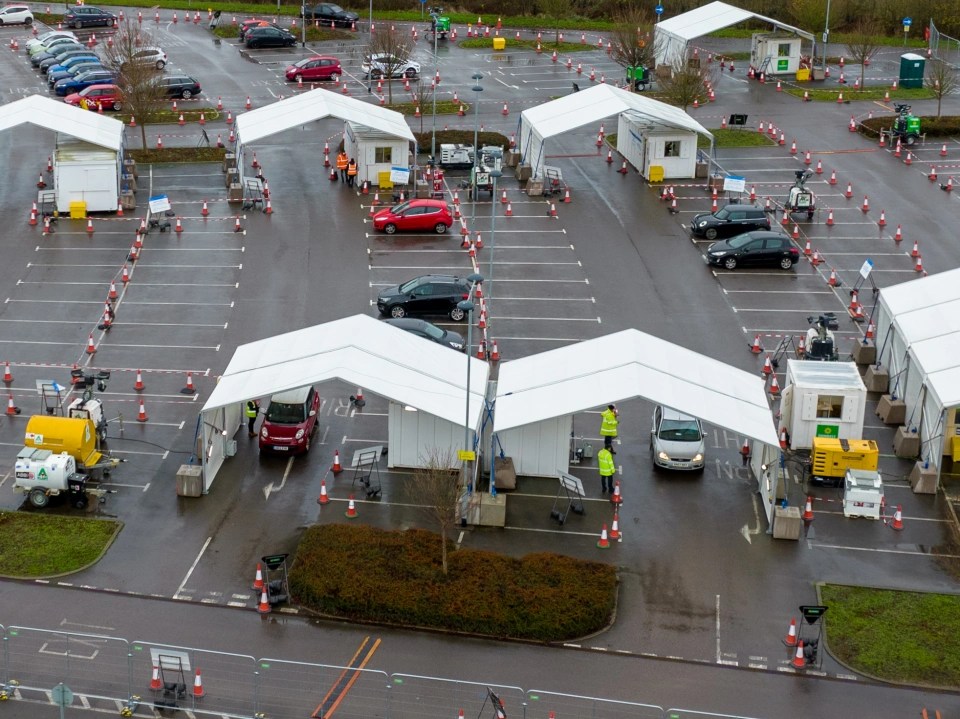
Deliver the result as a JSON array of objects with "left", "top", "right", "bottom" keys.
[{"left": 626, "top": 65, "right": 650, "bottom": 90}]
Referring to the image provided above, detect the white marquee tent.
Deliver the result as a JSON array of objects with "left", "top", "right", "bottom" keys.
[
  {"left": 873, "top": 268, "right": 960, "bottom": 480},
  {"left": 654, "top": 1, "right": 814, "bottom": 67},
  {"left": 0, "top": 94, "right": 124, "bottom": 151},
  {"left": 518, "top": 84, "right": 713, "bottom": 180}
]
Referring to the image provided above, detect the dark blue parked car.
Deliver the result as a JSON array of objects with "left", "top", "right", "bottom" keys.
[
  {"left": 54, "top": 69, "right": 114, "bottom": 96},
  {"left": 48, "top": 61, "right": 102, "bottom": 86},
  {"left": 45, "top": 53, "right": 99, "bottom": 77}
]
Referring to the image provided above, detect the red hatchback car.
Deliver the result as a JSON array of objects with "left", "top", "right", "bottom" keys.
[
  {"left": 372, "top": 199, "right": 453, "bottom": 235},
  {"left": 64, "top": 83, "right": 122, "bottom": 110},
  {"left": 258, "top": 386, "right": 320, "bottom": 454},
  {"left": 285, "top": 55, "right": 342, "bottom": 83}
]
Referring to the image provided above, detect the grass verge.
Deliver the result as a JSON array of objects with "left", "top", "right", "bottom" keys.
[
  {"left": 289, "top": 524, "right": 618, "bottom": 641},
  {"left": 386, "top": 100, "right": 462, "bottom": 115},
  {"left": 457, "top": 38, "right": 592, "bottom": 53},
  {"left": 820, "top": 584, "right": 960, "bottom": 688},
  {"left": 127, "top": 147, "right": 228, "bottom": 163},
  {"left": 698, "top": 128, "right": 776, "bottom": 148},
  {"left": 783, "top": 86, "right": 935, "bottom": 102},
  {"left": 0, "top": 512, "right": 121, "bottom": 577}
]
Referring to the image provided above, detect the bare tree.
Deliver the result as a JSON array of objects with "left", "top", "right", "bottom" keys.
[
  {"left": 409, "top": 79, "right": 436, "bottom": 133},
  {"left": 99, "top": 19, "right": 166, "bottom": 149},
  {"left": 844, "top": 21, "right": 881, "bottom": 90},
  {"left": 926, "top": 58, "right": 960, "bottom": 117},
  {"left": 657, "top": 56, "right": 711, "bottom": 111},
  {"left": 538, "top": 0, "right": 571, "bottom": 47},
  {"left": 610, "top": 6, "right": 659, "bottom": 90},
  {"left": 368, "top": 27, "right": 413, "bottom": 104},
  {"left": 410, "top": 449, "right": 460, "bottom": 575}
]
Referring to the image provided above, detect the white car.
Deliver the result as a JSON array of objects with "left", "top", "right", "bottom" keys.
[
  {"left": 122, "top": 47, "right": 167, "bottom": 70},
  {"left": 0, "top": 4, "right": 33, "bottom": 24},
  {"left": 26, "top": 30, "right": 77, "bottom": 51},
  {"left": 650, "top": 406, "right": 706, "bottom": 472},
  {"left": 362, "top": 53, "right": 420, "bottom": 79}
]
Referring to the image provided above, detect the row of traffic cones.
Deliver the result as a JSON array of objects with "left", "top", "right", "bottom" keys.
[
  {"left": 596, "top": 481, "right": 624, "bottom": 548},
  {"left": 150, "top": 665, "right": 204, "bottom": 698}
]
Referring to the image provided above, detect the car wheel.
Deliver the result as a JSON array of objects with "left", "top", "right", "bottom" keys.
[
  {"left": 112, "top": 101, "right": 121, "bottom": 111},
  {"left": 449, "top": 306, "right": 465, "bottom": 321},
  {"left": 181, "top": 89, "right": 193, "bottom": 99},
  {"left": 156, "top": 60, "right": 165, "bottom": 69},
  {"left": 405, "top": 68, "right": 418, "bottom": 78},
  {"left": 389, "top": 305, "right": 406, "bottom": 318},
  {"left": 330, "top": 72, "right": 340, "bottom": 83},
  {"left": 25, "top": 16, "right": 32, "bottom": 25},
  {"left": 704, "top": 227, "right": 718, "bottom": 240},
  {"left": 723, "top": 256, "right": 738, "bottom": 270},
  {"left": 383, "top": 223, "right": 397, "bottom": 235},
  {"left": 294, "top": 73, "right": 303, "bottom": 83},
  {"left": 904, "top": 134, "right": 918, "bottom": 146},
  {"left": 779, "top": 256, "right": 794, "bottom": 270},
  {"left": 73, "top": 495, "right": 89, "bottom": 509},
  {"left": 29, "top": 488, "right": 49, "bottom": 508},
  {"left": 434, "top": 222, "right": 448, "bottom": 234}
]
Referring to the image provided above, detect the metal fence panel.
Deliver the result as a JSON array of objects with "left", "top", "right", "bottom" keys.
[
  {"left": 257, "top": 659, "right": 390, "bottom": 719},
  {"left": 526, "top": 689, "right": 664, "bottom": 719},
  {"left": 391, "top": 674, "right": 525, "bottom": 719},
  {"left": 6, "top": 626, "right": 131, "bottom": 704},
  {"left": 131, "top": 640, "right": 255, "bottom": 718}
]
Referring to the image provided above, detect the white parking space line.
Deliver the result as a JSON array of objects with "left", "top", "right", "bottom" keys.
[
  {"left": 497, "top": 316, "right": 600, "bottom": 322},
  {"left": 495, "top": 296, "right": 595, "bottom": 302},
  {"left": 808, "top": 543, "right": 960, "bottom": 559},
  {"left": 722, "top": 290, "right": 835, "bottom": 295},
  {"left": 495, "top": 335, "right": 594, "bottom": 342}
]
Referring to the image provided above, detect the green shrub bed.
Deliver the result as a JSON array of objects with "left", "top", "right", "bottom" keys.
[{"left": 289, "top": 524, "right": 618, "bottom": 641}]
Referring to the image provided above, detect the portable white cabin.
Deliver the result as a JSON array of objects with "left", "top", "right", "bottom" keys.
[
  {"left": 343, "top": 120, "right": 410, "bottom": 187},
  {"left": 780, "top": 360, "right": 867, "bottom": 450},
  {"left": 617, "top": 115, "right": 699, "bottom": 180},
  {"left": 751, "top": 32, "right": 803, "bottom": 75},
  {"left": 54, "top": 136, "right": 122, "bottom": 213}
]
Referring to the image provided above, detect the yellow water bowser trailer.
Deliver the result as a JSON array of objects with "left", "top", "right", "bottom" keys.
[{"left": 23, "top": 415, "right": 120, "bottom": 476}]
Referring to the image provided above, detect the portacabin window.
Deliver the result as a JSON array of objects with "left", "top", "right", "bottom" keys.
[
  {"left": 663, "top": 140, "right": 681, "bottom": 157},
  {"left": 374, "top": 146, "right": 393, "bottom": 163}
]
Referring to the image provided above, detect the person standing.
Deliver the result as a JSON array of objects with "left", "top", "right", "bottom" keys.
[
  {"left": 599, "top": 404, "right": 619, "bottom": 454},
  {"left": 597, "top": 446, "right": 615, "bottom": 493},
  {"left": 336, "top": 150, "right": 348, "bottom": 182},
  {"left": 346, "top": 158, "right": 358, "bottom": 187},
  {"left": 245, "top": 399, "right": 260, "bottom": 438}
]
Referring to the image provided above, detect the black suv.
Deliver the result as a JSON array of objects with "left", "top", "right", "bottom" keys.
[
  {"left": 64, "top": 6, "right": 117, "bottom": 28},
  {"left": 245, "top": 26, "right": 296, "bottom": 48},
  {"left": 690, "top": 203, "right": 771, "bottom": 240},
  {"left": 157, "top": 75, "right": 202, "bottom": 99},
  {"left": 300, "top": 3, "right": 358, "bottom": 26},
  {"left": 377, "top": 275, "right": 470, "bottom": 321}
]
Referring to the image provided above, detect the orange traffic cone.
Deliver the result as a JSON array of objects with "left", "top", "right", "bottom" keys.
[
  {"left": 597, "top": 523, "right": 610, "bottom": 549},
  {"left": 192, "top": 668, "right": 205, "bottom": 697},
  {"left": 505, "top": 202, "right": 512, "bottom": 217},
  {"left": 915, "top": 255, "right": 924, "bottom": 273},
  {"left": 345, "top": 495, "right": 358, "bottom": 518},
  {"left": 137, "top": 399, "right": 148, "bottom": 422},
  {"left": 891, "top": 504, "right": 904, "bottom": 530},
  {"left": 150, "top": 665, "right": 162, "bottom": 691},
  {"left": 802, "top": 496, "right": 814, "bottom": 521},
  {"left": 877, "top": 210, "right": 886, "bottom": 227},
  {"left": 86, "top": 217, "right": 95, "bottom": 234},
  {"left": 5, "top": 394, "right": 16, "bottom": 417},
  {"left": 826, "top": 209, "right": 834, "bottom": 227},
  {"left": 252, "top": 562, "right": 264, "bottom": 591},
  {"left": 861, "top": 195, "right": 870, "bottom": 212},
  {"left": 769, "top": 374, "right": 781, "bottom": 396},
  {"left": 182, "top": 372, "right": 196, "bottom": 394},
  {"left": 2, "top": 362, "right": 11, "bottom": 384},
  {"left": 121, "top": 265, "right": 130, "bottom": 284},
  {"left": 257, "top": 590, "right": 271, "bottom": 614},
  {"left": 750, "top": 335, "right": 763, "bottom": 354},
  {"left": 332, "top": 449, "right": 343, "bottom": 474},
  {"left": 761, "top": 355, "right": 773, "bottom": 375},
  {"left": 108, "top": 281, "right": 118, "bottom": 300},
  {"left": 609, "top": 512, "right": 620, "bottom": 541},
  {"left": 490, "top": 341, "right": 500, "bottom": 362},
  {"left": 792, "top": 641, "right": 806, "bottom": 668},
  {"left": 86, "top": 334, "right": 96, "bottom": 354},
  {"left": 134, "top": 369, "right": 145, "bottom": 391},
  {"left": 317, "top": 480, "right": 330, "bottom": 505},
  {"left": 910, "top": 239, "right": 920, "bottom": 258},
  {"left": 785, "top": 617, "right": 798, "bottom": 646},
  {"left": 611, "top": 480, "right": 623, "bottom": 505},
  {"left": 828, "top": 269, "right": 837, "bottom": 287}
]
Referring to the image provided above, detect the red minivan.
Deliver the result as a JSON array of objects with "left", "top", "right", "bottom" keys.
[{"left": 259, "top": 386, "right": 320, "bottom": 454}]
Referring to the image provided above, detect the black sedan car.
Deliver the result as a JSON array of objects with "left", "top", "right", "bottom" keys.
[
  {"left": 377, "top": 275, "right": 470, "bottom": 321},
  {"left": 156, "top": 75, "right": 202, "bottom": 99},
  {"left": 245, "top": 25, "right": 296, "bottom": 48},
  {"left": 300, "top": 2, "right": 358, "bottom": 26},
  {"left": 384, "top": 318, "right": 465, "bottom": 351},
  {"left": 690, "top": 203, "right": 771, "bottom": 240},
  {"left": 705, "top": 231, "right": 800, "bottom": 271}
]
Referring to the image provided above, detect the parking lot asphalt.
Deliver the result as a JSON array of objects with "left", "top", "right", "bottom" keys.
[{"left": 0, "top": 9, "right": 959, "bottom": 713}]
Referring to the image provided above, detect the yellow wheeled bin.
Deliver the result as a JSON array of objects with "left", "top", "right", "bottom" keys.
[{"left": 811, "top": 437, "right": 879, "bottom": 485}]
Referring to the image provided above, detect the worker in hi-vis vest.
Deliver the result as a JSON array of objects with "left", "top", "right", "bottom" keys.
[
  {"left": 597, "top": 446, "right": 615, "bottom": 493},
  {"left": 599, "top": 404, "right": 619, "bottom": 453}
]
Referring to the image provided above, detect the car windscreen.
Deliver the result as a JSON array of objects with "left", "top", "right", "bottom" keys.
[
  {"left": 266, "top": 402, "right": 306, "bottom": 424},
  {"left": 658, "top": 419, "right": 701, "bottom": 441},
  {"left": 713, "top": 207, "right": 730, "bottom": 220},
  {"left": 421, "top": 323, "right": 445, "bottom": 340},
  {"left": 390, "top": 201, "right": 411, "bottom": 214},
  {"left": 398, "top": 277, "right": 422, "bottom": 294},
  {"left": 328, "top": 4, "right": 345, "bottom": 12}
]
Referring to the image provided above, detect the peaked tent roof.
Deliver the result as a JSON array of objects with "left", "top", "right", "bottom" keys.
[
  {"left": 520, "top": 84, "right": 712, "bottom": 141},
  {"left": 494, "top": 329, "right": 778, "bottom": 446},
  {"left": 0, "top": 94, "right": 124, "bottom": 151},
  {"left": 656, "top": 1, "right": 813, "bottom": 43},
  {"left": 235, "top": 88, "right": 415, "bottom": 145},
  {"left": 201, "top": 315, "right": 489, "bottom": 427}
]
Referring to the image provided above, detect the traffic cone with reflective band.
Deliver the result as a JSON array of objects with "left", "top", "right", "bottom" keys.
[
  {"left": 829, "top": 170, "right": 837, "bottom": 185},
  {"left": 134, "top": 369, "right": 145, "bottom": 391},
  {"left": 201, "top": 200, "right": 209, "bottom": 217},
  {"left": 563, "top": 188, "right": 571, "bottom": 203},
  {"left": 505, "top": 202, "right": 512, "bottom": 217},
  {"left": 810, "top": 249, "right": 823, "bottom": 266},
  {"left": 597, "top": 523, "right": 610, "bottom": 549},
  {"left": 909, "top": 239, "right": 920, "bottom": 257},
  {"left": 828, "top": 268, "right": 837, "bottom": 287},
  {"left": 477, "top": 340, "right": 486, "bottom": 360},
  {"left": 930, "top": 166, "right": 938, "bottom": 182},
  {"left": 183, "top": 372, "right": 195, "bottom": 394},
  {"left": 789, "top": 140, "right": 797, "bottom": 155},
  {"left": 257, "top": 590, "right": 271, "bottom": 614},
  {"left": 317, "top": 480, "right": 330, "bottom": 505},
  {"left": 550, "top": 203, "right": 557, "bottom": 217},
  {"left": 345, "top": 495, "right": 358, "bottom": 518},
  {"left": 28, "top": 207, "right": 37, "bottom": 226},
  {"left": 331, "top": 449, "right": 343, "bottom": 475},
  {"left": 802, "top": 496, "right": 814, "bottom": 521},
  {"left": 2, "top": 362, "right": 11, "bottom": 384},
  {"left": 804, "top": 151, "right": 811, "bottom": 165},
  {"left": 793, "top": 641, "right": 806, "bottom": 668},
  {"left": 87, "top": 217, "right": 95, "bottom": 234},
  {"left": 826, "top": 209, "right": 834, "bottom": 226},
  {"left": 750, "top": 335, "right": 763, "bottom": 354},
  {"left": 792, "top": 224, "right": 800, "bottom": 239},
  {"left": 610, "top": 512, "right": 620, "bottom": 541},
  {"left": 175, "top": 217, "right": 183, "bottom": 233},
  {"left": 947, "top": 177, "right": 954, "bottom": 191},
  {"left": 749, "top": 185, "right": 756, "bottom": 201},
  {"left": 234, "top": 217, "right": 243, "bottom": 233},
  {"left": 877, "top": 210, "right": 886, "bottom": 227},
  {"left": 137, "top": 400, "right": 148, "bottom": 422},
  {"left": 815, "top": 160, "right": 822, "bottom": 174},
  {"left": 861, "top": 195, "right": 870, "bottom": 212},
  {"left": 866, "top": 322, "right": 875, "bottom": 339},
  {"left": 892, "top": 505, "right": 904, "bottom": 530},
  {"left": 611, "top": 480, "right": 623, "bottom": 505},
  {"left": 86, "top": 334, "right": 96, "bottom": 354},
  {"left": 845, "top": 183, "right": 853, "bottom": 199},
  {"left": 915, "top": 255, "right": 924, "bottom": 273},
  {"left": 894, "top": 139, "right": 901, "bottom": 157},
  {"left": 797, "top": 336, "right": 806, "bottom": 356},
  {"left": 769, "top": 374, "right": 781, "bottom": 396},
  {"left": 252, "top": 563, "right": 264, "bottom": 591},
  {"left": 893, "top": 224, "right": 902, "bottom": 242},
  {"left": 108, "top": 280, "right": 118, "bottom": 300},
  {"left": 785, "top": 618, "right": 798, "bottom": 646},
  {"left": 121, "top": 265, "right": 130, "bottom": 284},
  {"left": 5, "top": 394, "right": 16, "bottom": 416},
  {"left": 150, "top": 665, "right": 162, "bottom": 691},
  {"left": 490, "top": 341, "right": 500, "bottom": 362},
  {"left": 762, "top": 354, "right": 773, "bottom": 375},
  {"left": 849, "top": 290, "right": 860, "bottom": 313}
]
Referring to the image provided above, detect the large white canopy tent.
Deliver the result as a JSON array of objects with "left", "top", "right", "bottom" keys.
[
  {"left": 0, "top": 94, "right": 124, "bottom": 151},
  {"left": 654, "top": 1, "right": 814, "bottom": 68},
  {"left": 518, "top": 84, "right": 713, "bottom": 180},
  {"left": 873, "top": 268, "right": 960, "bottom": 481},
  {"left": 198, "top": 315, "right": 489, "bottom": 491},
  {"left": 233, "top": 88, "right": 415, "bottom": 182}
]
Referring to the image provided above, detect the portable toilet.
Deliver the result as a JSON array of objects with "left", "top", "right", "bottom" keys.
[{"left": 899, "top": 53, "right": 925, "bottom": 88}]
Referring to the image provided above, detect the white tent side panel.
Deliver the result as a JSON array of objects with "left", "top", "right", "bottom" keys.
[
  {"left": 387, "top": 402, "right": 462, "bottom": 469},
  {"left": 497, "top": 416, "right": 570, "bottom": 478},
  {"left": 655, "top": 28, "right": 689, "bottom": 67},
  {"left": 201, "top": 403, "right": 243, "bottom": 492}
]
